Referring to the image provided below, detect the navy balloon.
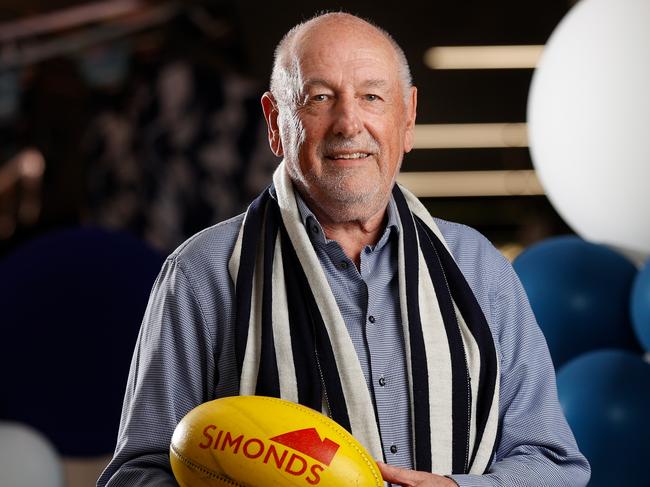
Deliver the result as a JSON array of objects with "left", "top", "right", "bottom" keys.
[
  {"left": 0, "top": 227, "right": 163, "bottom": 456},
  {"left": 631, "top": 260, "right": 650, "bottom": 352},
  {"left": 557, "top": 349, "right": 650, "bottom": 486},
  {"left": 513, "top": 235, "right": 640, "bottom": 368}
]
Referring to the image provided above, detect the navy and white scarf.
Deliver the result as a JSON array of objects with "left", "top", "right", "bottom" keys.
[{"left": 228, "top": 163, "right": 499, "bottom": 475}]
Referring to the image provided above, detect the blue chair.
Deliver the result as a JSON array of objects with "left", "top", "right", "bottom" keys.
[{"left": 0, "top": 226, "right": 164, "bottom": 457}]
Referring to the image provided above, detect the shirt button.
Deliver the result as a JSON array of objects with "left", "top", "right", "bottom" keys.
[
  {"left": 368, "top": 315, "right": 375, "bottom": 324},
  {"left": 311, "top": 225, "right": 319, "bottom": 234},
  {"left": 339, "top": 261, "right": 349, "bottom": 270},
  {"left": 390, "top": 444, "right": 398, "bottom": 454},
  {"left": 378, "top": 376, "right": 386, "bottom": 387}
]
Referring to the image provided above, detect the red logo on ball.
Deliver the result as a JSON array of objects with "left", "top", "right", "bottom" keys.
[
  {"left": 198, "top": 425, "right": 340, "bottom": 484},
  {"left": 271, "top": 428, "right": 340, "bottom": 466}
]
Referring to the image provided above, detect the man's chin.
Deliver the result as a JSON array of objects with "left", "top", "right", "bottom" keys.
[
  {"left": 320, "top": 186, "right": 390, "bottom": 218},
  {"left": 322, "top": 185, "right": 379, "bottom": 205},
  {"left": 318, "top": 174, "right": 382, "bottom": 198}
]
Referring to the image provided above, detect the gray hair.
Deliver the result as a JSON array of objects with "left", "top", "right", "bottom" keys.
[{"left": 270, "top": 12, "right": 413, "bottom": 107}]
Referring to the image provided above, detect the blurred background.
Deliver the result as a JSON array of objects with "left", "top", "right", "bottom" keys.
[
  {"left": 0, "top": 0, "right": 577, "bottom": 260},
  {"left": 1, "top": 1, "right": 649, "bottom": 486}
]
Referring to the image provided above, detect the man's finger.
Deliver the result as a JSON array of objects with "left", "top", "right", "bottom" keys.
[{"left": 376, "top": 461, "right": 421, "bottom": 485}]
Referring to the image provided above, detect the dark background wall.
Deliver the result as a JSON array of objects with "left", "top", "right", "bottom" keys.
[{"left": 0, "top": 0, "right": 577, "bottom": 258}]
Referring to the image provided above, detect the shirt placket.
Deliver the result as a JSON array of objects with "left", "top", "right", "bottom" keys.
[{"left": 360, "top": 244, "right": 412, "bottom": 469}]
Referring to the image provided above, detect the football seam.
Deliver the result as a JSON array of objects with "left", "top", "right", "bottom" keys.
[
  {"left": 257, "top": 396, "right": 383, "bottom": 486},
  {"left": 171, "top": 441, "right": 246, "bottom": 486}
]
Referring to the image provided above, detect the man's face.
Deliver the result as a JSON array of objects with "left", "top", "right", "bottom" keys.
[{"left": 263, "top": 21, "right": 417, "bottom": 223}]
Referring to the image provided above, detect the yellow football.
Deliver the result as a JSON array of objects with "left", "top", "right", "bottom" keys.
[{"left": 170, "top": 395, "right": 383, "bottom": 487}]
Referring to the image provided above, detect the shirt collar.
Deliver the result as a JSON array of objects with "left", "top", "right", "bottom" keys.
[{"left": 294, "top": 189, "right": 400, "bottom": 250}]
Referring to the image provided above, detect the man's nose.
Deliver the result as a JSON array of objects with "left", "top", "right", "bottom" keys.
[{"left": 331, "top": 97, "right": 362, "bottom": 138}]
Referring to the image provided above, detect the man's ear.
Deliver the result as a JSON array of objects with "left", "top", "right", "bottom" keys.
[
  {"left": 403, "top": 86, "right": 418, "bottom": 153},
  {"left": 261, "top": 92, "right": 284, "bottom": 157}
]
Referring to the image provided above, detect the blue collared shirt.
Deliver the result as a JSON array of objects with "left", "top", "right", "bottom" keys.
[{"left": 98, "top": 193, "right": 590, "bottom": 487}]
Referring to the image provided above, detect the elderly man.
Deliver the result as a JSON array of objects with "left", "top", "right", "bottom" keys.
[{"left": 98, "top": 12, "right": 590, "bottom": 487}]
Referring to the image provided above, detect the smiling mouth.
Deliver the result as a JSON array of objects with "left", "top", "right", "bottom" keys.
[{"left": 326, "top": 152, "right": 371, "bottom": 160}]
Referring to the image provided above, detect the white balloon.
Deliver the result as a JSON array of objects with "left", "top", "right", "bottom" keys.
[
  {"left": 528, "top": 0, "right": 650, "bottom": 255},
  {"left": 0, "top": 421, "right": 64, "bottom": 487}
]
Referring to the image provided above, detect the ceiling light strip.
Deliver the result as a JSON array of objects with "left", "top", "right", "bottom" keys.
[
  {"left": 396, "top": 169, "right": 544, "bottom": 197},
  {"left": 424, "top": 45, "right": 544, "bottom": 70},
  {"left": 413, "top": 123, "right": 528, "bottom": 149}
]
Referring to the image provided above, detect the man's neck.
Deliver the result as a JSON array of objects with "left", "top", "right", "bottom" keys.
[{"left": 307, "top": 201, "right": 388, "bottom": 268}]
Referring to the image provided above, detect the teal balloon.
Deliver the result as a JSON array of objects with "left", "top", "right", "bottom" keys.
[
  {"left": 513, "top": 235, "right": 640, "bottom": 368},
  {"left": 557, "top": 349, "right": 650, "bottom": 487},
  {"left": 631, "top": 260, "right": 650, "bottom": 352}
]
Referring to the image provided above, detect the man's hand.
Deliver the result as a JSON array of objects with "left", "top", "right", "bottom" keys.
[{"left": 377, "top": 461, "right": 459, "bottom": 487}]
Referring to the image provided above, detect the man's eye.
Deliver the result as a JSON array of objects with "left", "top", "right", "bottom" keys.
[
  {"left": 312, "top": 94, "right": 328, "bottom": 102},
  {"left": 364, "top": 94, "right": 379, "bottom": 101}
]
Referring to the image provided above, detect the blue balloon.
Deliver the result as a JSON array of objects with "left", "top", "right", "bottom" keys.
[
  {"left": 513, "top": 235, "right": 640, "bottom": 368},
  {"left": 0, "top": 227, "right": 163, "bottom": 456},
  {"left": 557, "top": 349, "right": 650, "bottom": 487},
  {"left": 631, "top": 260, "right": 650, "bottom": 353}
]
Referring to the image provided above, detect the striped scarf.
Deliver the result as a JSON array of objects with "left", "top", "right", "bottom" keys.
[{"left": 228, "top": 163, "right": 499, "bottom": 475}]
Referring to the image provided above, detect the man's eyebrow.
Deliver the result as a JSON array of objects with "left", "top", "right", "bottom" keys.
[{"left": 303, "top": 79, "right": 331, "bottom": 89}]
